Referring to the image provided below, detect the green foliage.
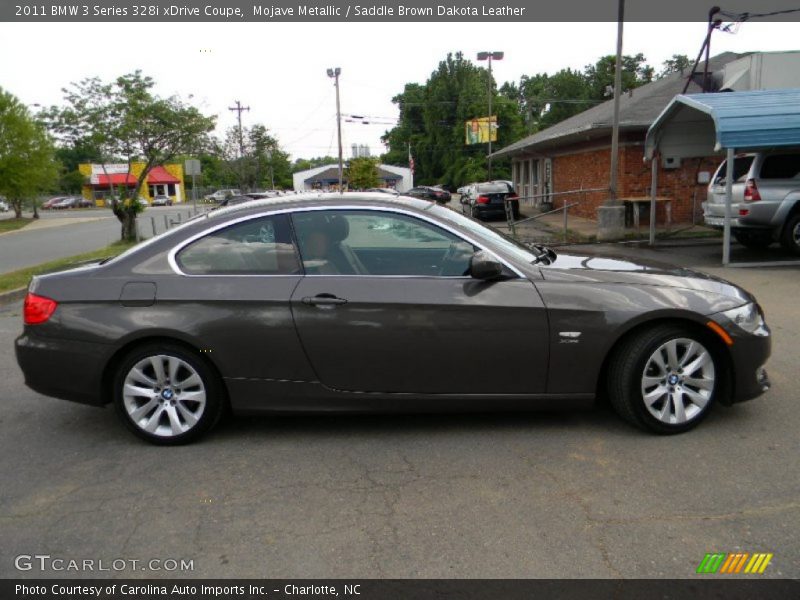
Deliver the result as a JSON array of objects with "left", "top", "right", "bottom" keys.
[
  {"left": 292, "top": 156, "right": 338, "bottom": 173},
  {"left": 381, "top": 52, "right": 523, "bottom": 189},
  {"left": 0, "top": 88, "right": 59, "bottom": 217},
  {"left": 346, "top": 157, "right": 380, "bottom": 189},
  {"left": 659, "top": 54, "right": 692, "bottom": 78},
  {"left": 44, "top": 71, "right": 215, "bottom": 240},
  {"left": 583, "top": 53, "right": 653, "bottom": 100}
]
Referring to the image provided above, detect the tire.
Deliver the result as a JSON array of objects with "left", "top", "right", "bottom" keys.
[
  {"left": 779, "top": 212, "right": 800, "bottom": 256},
  {"left": 734, "top": 229, "right": 773, "bottom": 250},
  {"left": 607, "top": 325, "right": 720, "bottom": 434},
  {"left": 471, "top": 206, "right": 483, "bottom": 220},
  {"left": 512, "top": 203, "right": 521, "bottom": 220},
  {"left": 113, "top": 343, "right": 224, "bottom": 445}
]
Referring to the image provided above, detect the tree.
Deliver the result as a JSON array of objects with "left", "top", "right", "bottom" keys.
[
  {"left": 659, "top": 54, "right": 692, "bottom": 78},
  {"left": 0, "top": 88, "right": 59, "bottom": 218},
  {"left": 584, "top": 53, "right": 653, "bottom": 100},
  {"left": 346, "top": 157, "right": 380, "bottom": 189},
  {"left": 45, "top": 71, "right": 215, "bottom": 240},
  {"left": 381, "top": 52, "right": 523, "bottom": 189}
]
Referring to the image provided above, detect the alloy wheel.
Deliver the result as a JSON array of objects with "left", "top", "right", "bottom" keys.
[
  {"left": 122, "top": 354, "right": 207, "bottom": 437},
  {"left": 640, "top": 338, "right": 715, "bottom": 425}
]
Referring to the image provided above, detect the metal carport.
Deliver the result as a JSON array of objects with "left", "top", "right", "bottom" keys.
[{"left": 644, "top": 88, "right": 800, "bottom": 266}]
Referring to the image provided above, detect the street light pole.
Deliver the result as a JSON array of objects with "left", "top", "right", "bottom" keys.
[
  {"left": 477, "top": 51, "right": 503, "bottom": 179},
  {"left": 327, "top": 67, "right": 343, "bottom": 192}
]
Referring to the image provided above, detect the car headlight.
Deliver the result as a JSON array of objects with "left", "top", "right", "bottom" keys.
[{"left": 720, "top": 302, "right": 769, "bottom": 336}]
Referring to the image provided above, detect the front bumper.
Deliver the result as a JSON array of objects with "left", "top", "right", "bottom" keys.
[
  {"left": 719, "top": 326, "right": 772, "bottom": 404},
  {"left": 15, "top": 332, "right": 111, "bottom": 406}
]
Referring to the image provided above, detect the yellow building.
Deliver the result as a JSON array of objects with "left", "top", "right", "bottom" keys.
[{"left": 79, "top": 163, "right": 185, "bottom": 206}]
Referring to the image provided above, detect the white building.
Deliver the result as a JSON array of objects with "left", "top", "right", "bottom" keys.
[{"left": 292, "top": 163, "right": 413, "bottom": 192}]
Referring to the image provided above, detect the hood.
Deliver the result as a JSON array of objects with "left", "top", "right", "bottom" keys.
[{"left": 539, "top": 252, "right": 753, "bottom": 305}]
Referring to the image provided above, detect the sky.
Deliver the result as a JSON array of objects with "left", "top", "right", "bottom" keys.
[{"left": 0, "top": 20, "right": 797, "bottom": 161}]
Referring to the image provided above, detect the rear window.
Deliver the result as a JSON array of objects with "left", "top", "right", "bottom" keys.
[
  {"left": 760, "top": 154, "right": 800, "bottom": 179},
  {"left": 476, "top": 183, "right": 510, "bottom": 194},
  {"left": 714, "top": 156, "right": 754, "bottom": 184}
]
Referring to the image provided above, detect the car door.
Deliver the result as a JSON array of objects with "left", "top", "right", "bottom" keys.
[
  {"left": 289, "top": 208, "right": 549, "bottom": 395},
  {"left": 168, "top": 212, "right": 312, "bottom": 383}
]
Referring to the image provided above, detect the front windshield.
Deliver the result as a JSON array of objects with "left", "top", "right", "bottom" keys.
[{"left": 425, "top": 204, "right": 546, "bottom": 264}]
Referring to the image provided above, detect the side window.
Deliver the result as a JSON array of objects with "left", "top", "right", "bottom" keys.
[
  {"left": 291, "top": 210, "right": 475, "bottom": 276},
  {"left": 760, "top": 154, "right": 800, "bottom": 180},
  {"left": 176, "top": 214, "right": 300, "bottom": 275}
]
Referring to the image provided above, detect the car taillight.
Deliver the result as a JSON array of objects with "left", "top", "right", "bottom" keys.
[
  {"left": 476, "top": 195, "right": 490, "bottom": 204},
  {"left": 507, "top": 193, "right": 518, "bottom": 200},
  {"left": 744, "top": 179, "right": 761, "bottom": 201},
  {"left": 739, "top": 208, "right": 750, "bottom": 216},
  {"left": 24, "top": 292, "right": 58, "bottom": 325}
]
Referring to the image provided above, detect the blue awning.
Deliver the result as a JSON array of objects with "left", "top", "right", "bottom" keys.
[{"left": 645, "top": 88, "right": 800, "bottom": 159}]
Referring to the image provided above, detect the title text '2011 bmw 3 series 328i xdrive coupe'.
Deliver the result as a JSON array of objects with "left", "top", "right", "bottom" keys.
[{"left": 16, "top": 193, "right": 771, "bottom": 444}]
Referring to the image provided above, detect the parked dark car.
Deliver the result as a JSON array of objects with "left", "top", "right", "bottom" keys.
[
  {"left": 462, "top": 182, "right": 520, "bottom": 220},
  {"left": 407, "top": 186, "right": 450, "bottom": 204},
  {"left": 16, "top": 193, "right": 771, "bottom": 444}
]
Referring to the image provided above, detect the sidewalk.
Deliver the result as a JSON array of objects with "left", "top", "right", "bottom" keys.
[
  {"left": 494, "top": 207, "right": 720, "bottom": 245},
  {"left": 0, "top": 215, "right": 110, "bottom": 236}
]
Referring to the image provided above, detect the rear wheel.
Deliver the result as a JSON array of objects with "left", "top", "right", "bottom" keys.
[
  {"left": 471, "top": 206, "right": 483, "bottom": 220},
  {"left": 608, "top": 325, "right": 720, "bottom": 434},
  {"left": 734, "top": 229, "right": 773, "bottom": 249},
  {"left": 779, "top": 213, "right": 800, "bottom": 255},
  {"left": 113, "top": 343, "right": 224, "bottom": 444}
]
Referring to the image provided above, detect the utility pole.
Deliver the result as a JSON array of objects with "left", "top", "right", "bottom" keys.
[
  {"left": 228, "top": 100, "right": 250, "bottom": 190},
  {"left": 327, "top": 68, "right": 343, "bottom": 192},
  {"left": 597, "top": 0, "right": 627, "bottom": 241}
]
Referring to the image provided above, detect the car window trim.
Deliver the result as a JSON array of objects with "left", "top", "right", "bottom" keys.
[{"left": 167, "top": 205, "right": 525, "bottom": 279}]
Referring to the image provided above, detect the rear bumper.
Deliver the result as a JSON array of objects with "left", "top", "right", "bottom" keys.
[{"left": 15, "top": 332, "right": 110, "bottom": 406}]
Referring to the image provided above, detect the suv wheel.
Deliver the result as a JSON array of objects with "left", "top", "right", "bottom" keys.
[{"left": 780, "top": 213, "right": 800, "bottom": 255}]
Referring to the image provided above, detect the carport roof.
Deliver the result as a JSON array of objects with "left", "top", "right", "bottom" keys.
[{"left": 645, "top": 88, "right": 800, "bottom": 159}]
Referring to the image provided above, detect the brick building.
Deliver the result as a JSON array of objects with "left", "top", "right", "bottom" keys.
[{"left": 491, "top": 52, "right": 751, "bottom": 225}]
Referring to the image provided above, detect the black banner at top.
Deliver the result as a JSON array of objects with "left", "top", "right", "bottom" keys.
[{"left": 3, "top": 0, "right": 800, "bottom": 22}]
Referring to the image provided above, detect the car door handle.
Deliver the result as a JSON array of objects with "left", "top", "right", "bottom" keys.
[{"left": 302, "top": 294, "right": 348, "bottom": 306}]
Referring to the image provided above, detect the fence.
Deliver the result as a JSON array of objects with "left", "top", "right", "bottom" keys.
[
  {"left": 135, "top": 206, "right": 208, "bottom": 241},
  {"left": 504, "top": 187, "right": 607, "bottom": 242}
]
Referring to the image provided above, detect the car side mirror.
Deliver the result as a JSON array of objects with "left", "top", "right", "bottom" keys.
[{"left": 470, "top": 251, "right": 504, "bottom": 280}]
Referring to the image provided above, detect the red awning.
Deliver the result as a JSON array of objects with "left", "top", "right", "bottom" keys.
[
  {"left": 147, "top": 166, "right": 180, "bottom": 184},
  {"left": 90, "top": 166, "right": 179, "bottom": 186},
  {"left": 93, "top": 173, "right": 137, "bottom": 186}
]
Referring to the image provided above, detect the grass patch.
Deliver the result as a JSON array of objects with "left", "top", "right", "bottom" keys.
[
  {"left": 0, "top": 218, "right": 33, "bottom": 234},
  {"left": 0, "top": 240, "right": 137, "bottom": 294}
]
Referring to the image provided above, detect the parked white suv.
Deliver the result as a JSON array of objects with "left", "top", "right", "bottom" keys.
[{"left": 703, "top": 151, "right": 800, "bottom": 254}]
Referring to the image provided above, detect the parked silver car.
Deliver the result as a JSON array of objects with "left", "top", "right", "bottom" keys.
[{"left": 703, "top": 151, "right": 800, "bottom": 253}]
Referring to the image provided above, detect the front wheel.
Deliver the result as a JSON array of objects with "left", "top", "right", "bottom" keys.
[
  {"left": 113, "top": 343, "right": 224, "bottom": 444},
  {"left": 780, "top": 213, "right": 800, "bottom": 255},
  {"left": 608, "top": 325, "right": 720, "bottom": 434}
]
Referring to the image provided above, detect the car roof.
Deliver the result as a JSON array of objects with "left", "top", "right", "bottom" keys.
[{"left": 202, "top": 192, "right": 436, "bottom": 221}]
